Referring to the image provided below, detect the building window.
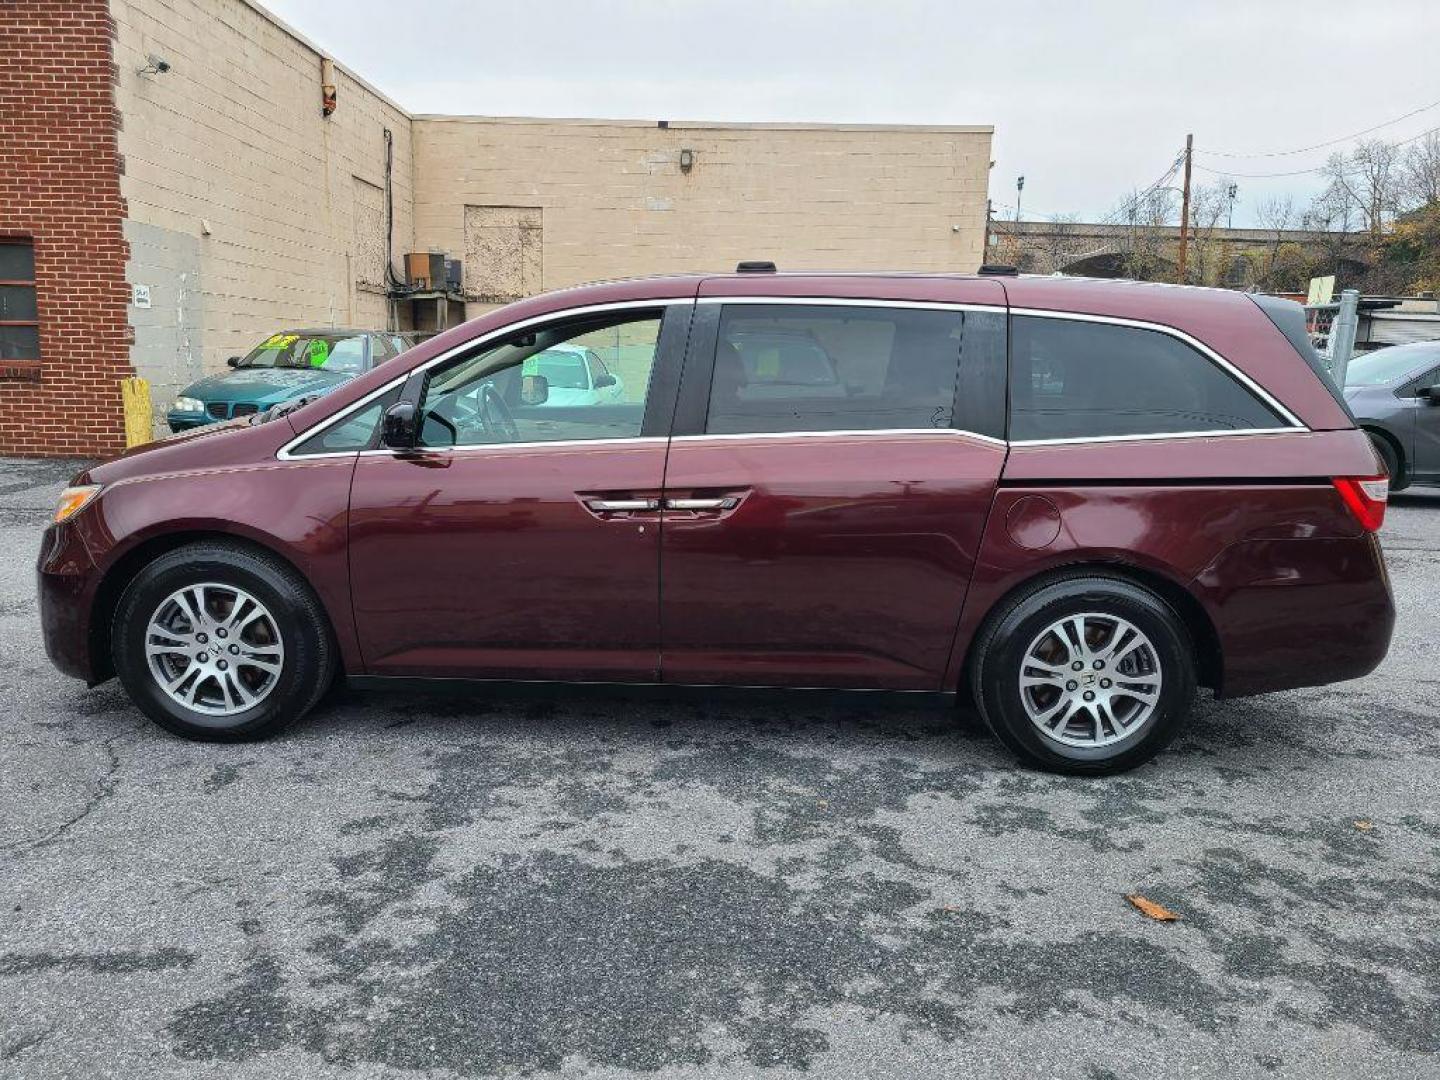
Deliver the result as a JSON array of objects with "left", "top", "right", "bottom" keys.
[{"left": 0, "top": 240, "right": 40, "bottom": 362}]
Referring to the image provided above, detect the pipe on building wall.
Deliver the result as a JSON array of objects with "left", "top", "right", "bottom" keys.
[{"left": 320, "top": 56, "right": 337, "bottom": 116}]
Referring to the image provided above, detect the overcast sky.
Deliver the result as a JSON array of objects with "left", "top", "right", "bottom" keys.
[{"left": 266, "top": 0, "right": 1438, "bottom": 229}]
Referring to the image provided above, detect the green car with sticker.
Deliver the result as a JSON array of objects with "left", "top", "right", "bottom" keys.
[{"left": 166, "top": 329, "right": 417, "bottom": 432}]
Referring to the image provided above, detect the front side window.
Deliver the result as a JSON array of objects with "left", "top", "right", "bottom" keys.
[
  {"left": 291, "top": 388, "right": 401, "bottom": 455},
  {"left": 0, "top": 239, "right": 39, "bottom": 362},
  {"left": 418, "top": 310, "right": 662, "bottom": 447},
  {"left": 703, "top": 304, "right": 1006, "bottom": 437},
  {"left": 1009, "top": 316, "right": 1288, "bottom": 441}
]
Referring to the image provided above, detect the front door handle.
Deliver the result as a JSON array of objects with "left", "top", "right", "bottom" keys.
[
  {"left": 664, "top": 497, "right": 740, "bottom": 511},
  {"left": 584, "top": 497, "right": 660, "bottom": 512}
]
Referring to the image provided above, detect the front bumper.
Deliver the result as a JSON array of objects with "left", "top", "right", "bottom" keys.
[
  {"left": 37, "top": 521, "right": 103, "bottom": 683},
  {"left": 166, "top": 411, "right": 213, "bottom": 433}
]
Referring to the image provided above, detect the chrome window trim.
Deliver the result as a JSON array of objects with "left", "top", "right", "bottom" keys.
[
  {"left": 275, "top": 299, "right": 691, "bottom": 461},
  {"left": 696, "top": 295, "right": 1008, "bottom": 315},
  {"left": 1009, "top": 427, "right": 1301, "bottom": 448},
  {"left": 352, "top": 436, "right": 672, "bottom": 458},
  {"left": 1008, "top": 306, "right": 1307, "bottom": 430},
  {"left": 308, "top": 428, "right": 1006, "bottom": 463},
  {"left": 671, "top": 428, "right": 1007, "bottom": 447}
]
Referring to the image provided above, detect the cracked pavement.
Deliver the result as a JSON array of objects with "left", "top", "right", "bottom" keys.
[{"left": 1, "top": 456, "right": 1438, "bottom": 1079}]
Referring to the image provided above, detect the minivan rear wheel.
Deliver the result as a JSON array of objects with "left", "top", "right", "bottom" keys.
[
  {"left": 970, "top": 574, "right": 1196, "bottom": 775},
  {"left": 112, "top": 542, "right": 335, "bottom": 741}
]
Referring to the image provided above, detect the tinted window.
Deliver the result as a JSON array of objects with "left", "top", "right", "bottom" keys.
[
  {"left": 704, "top": 305, "right": 1006, "bottom": 437},
  {"left": 291, "top": 388, "right": 400, "bottom": 455},
  {"left": 1010, "top": 316, "right": 1287, "bottom": 441},
  {"left": 418, "top": 311, "right": 661, "bottom": 447}
]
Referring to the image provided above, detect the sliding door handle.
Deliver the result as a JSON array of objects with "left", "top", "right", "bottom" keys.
[
  {"left": 585, "top": 497, "right": 660, "bottom": 512},
  {"left": 664, "top": 497, "right": 740, "bottom": 511}
]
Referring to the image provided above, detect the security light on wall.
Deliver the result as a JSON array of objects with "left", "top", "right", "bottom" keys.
[
  {"left": 138, "top": 54, "right": 171, "bottom": 76},
  {"left": 679, "top": 149, "right": 694, "bottom": 173}
]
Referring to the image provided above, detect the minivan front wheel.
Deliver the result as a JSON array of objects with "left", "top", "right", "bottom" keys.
[
  {"left": 970, "top": 574, "right": 1196, "bottom": 775},
  {"left": 112, "top": 542, "right": 335, "bottom": 741}
]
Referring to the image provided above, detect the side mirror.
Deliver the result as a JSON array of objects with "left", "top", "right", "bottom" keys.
[
  {"left": 520, "top": 373, "right": 549, "bottom": 406},
  {"left": 382, "top": 400, "right": 420, "bottom": 448},
  {"left": 593, "top": 373, "right": 617, "bottom": 389},
  {"left": 226, "top": 356, "right": 243, "bottom": 368},
  {"left": 1422, "top": 385, "right": 1440, "bottom": 405}
]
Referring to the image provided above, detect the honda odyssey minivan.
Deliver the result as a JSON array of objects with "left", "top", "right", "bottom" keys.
[{"left": 38, "top": 269, "right": 1394, "bottom": 774}]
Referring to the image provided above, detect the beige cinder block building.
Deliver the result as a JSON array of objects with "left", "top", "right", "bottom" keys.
[
  {"left": 3, "top": 0, "right": 992, "bottom": 452},
  {"left": 412, "top": 117, "right": 993, "bottom": 310}
]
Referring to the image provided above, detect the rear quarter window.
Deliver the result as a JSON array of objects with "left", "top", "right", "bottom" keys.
[{"left": 1009, "top": 315, "right": 1290, "bottom": 442}]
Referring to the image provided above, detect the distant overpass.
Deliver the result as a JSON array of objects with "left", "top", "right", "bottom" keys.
[{"left": 990, "top": 219, "right": 1370, "bottom": 282}]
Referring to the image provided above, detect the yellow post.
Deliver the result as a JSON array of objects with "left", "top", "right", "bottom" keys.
[{"left": 121, "top": 377, "right": 153, "bottom": 448}]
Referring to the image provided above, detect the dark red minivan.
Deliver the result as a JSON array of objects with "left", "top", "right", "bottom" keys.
[{"left": 38, "top": 269, "right": 1394, "bottom": 773}]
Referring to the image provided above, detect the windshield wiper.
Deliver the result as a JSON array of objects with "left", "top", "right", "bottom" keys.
[{"left": 254, "top": 394, "right": 321, "bottom": 424}]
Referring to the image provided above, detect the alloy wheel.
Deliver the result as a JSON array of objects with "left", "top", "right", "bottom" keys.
[
  {"left": 144, "top": 583, "right": 285, "bottom": 716},
  {"left": 1018, "top": 612, "right": 1162, "bottom": 749}
]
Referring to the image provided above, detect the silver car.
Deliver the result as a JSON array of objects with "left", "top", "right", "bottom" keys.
[{"left": 1344, "top": 342, "right": 1440, "bottom": 490}]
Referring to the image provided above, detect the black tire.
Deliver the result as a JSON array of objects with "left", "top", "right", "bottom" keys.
[
  {"left": 112, "top": 541, "right": 335, "bottom": 742},
  {"left": 1366, "top": 430, "right": 1408, "bottom": 492},
  {"left": 969, "top": 573, "right": 1196, "bottom": 775}
]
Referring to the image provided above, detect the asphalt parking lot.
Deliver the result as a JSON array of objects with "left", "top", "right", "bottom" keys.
[{"left": 0, "top": 456, "right": 1437, "bottom": 1079}]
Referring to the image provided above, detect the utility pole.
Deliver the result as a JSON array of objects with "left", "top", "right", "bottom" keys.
[
  {"left": 1176, "top": 134, "right": 1193, "bottom": 284},
  {"left": 1226, "top": 182, "right": 1238, "bottom": 230},
  {"left": 1016, "top": 175, "right": 1025, "bottom": 222}
]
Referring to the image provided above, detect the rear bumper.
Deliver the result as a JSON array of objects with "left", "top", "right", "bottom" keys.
[
  {"left": 37, "top": 522, "right": 103, "bottom": 683},
  {"left": 1194, "top": 533, "right": 1394, "bottom": 698}
]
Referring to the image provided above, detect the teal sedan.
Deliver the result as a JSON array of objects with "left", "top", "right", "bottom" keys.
[{"left": 166, "top": 329, "right": 415, "bottom": 432}]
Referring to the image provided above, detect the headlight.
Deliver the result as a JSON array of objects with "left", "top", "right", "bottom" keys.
[
  {"left": 172, "top": 396, "right": 205, "bottom": 413},
  {"left": 54, "top": 484, "right": 101, "bottom": 524}
]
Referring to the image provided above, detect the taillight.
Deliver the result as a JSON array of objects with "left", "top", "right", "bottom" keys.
[{"left": 1333, "top": 475, "right": 1388, "bottom": 532}]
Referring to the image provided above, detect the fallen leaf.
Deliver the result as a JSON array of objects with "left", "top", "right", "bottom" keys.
[
  {"left": 1354, "top": 820, "right": 1374, "bottom": 831},
  {"left": 1125, "top": 894, "right": 1181, "bottom": 921},
  {"left": 817, "top": 800, "right": 829, "bottom": 809}
]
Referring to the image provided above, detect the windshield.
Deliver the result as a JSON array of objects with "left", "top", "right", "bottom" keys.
[
  {"left": 239, "top": 333, "right": 368, "bottom": 374},
  {"left": 1345, "top": 344, "right": 1440, "bottom": 387},
  {"left": 529, "top": 350, "right": 589, "bottom": 389}
]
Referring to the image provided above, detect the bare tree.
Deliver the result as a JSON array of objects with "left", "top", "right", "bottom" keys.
[
  {"left": 1113, "top": 186, "right": 1177, "bottom": 281},
  {"left": 1319, "top": 139, "right": 1402, "bottom": 238},
  {"left": 1246, "top": 196, "right": 1308, "bottom": 290},
  {"left": 1400, "top": 130, "right": 1440, "bottom": 209},
  {"left": 1185, "top": 181, "right": 1233, "bottom": 285}
]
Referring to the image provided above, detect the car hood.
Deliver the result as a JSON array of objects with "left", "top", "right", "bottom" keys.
[{"left": 178, "top": 367, "right": 351, "bottom": 405}]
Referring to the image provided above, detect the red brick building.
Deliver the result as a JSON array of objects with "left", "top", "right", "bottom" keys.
[{"left": 1, "top": 1, "right": 132, "bottom": 456}]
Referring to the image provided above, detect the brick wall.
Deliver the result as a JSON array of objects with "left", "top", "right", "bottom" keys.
[{"left": 0, "top": 0, "right": 132, "bottom": 456}]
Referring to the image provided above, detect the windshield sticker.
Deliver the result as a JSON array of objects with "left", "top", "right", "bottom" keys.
[
  {"left": 259, "top": 333, "right": 298, "bottom": 350},
  {"left": 306, "top": 339, "right": 331, "bottom": 367}
]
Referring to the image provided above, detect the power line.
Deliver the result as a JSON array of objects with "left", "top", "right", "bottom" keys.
[
  {"left": 1192, "top": 123, "right": 1440, "bottom": 179},
  {"left": 1196, "top": 97, "right": 1440, "bottom": 158}
]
